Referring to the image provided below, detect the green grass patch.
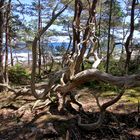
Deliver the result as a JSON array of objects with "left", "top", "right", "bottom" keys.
[{"left": 101, "top": 91, "right": 117, "bottom": 97}]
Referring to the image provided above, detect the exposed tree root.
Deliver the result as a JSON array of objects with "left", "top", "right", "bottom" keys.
[
  {"left": 78, "top": 111, "right": 105, "bottom": 131},
  {"left": 77, "top": 88, "right": 125, "bottom": 130},
  {"left": 28, "top": 113, "right": 76, "bottom": 125},
  {"left": 32, "top": 99, "right": 52, "bottom": 110}
]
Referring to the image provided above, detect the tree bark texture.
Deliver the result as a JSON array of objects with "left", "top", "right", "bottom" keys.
[
  {"left": 56, "top": 68, "right": 140, "bottom": 94},
  {"left": 106, "top": 0, "right": 113, "bottom": 73},
  {"left": 72, "top": 0, "right": 83, "bottom": 54},
  {"left": 0, "top": 0, "right": 5, "bottom": 91},
  {"left": 124, "top": 0, "right": 136, "bottom": 73},
  {"left": 4, "top": 0, "right": 11, "bottom": 83},
  {"left": 75, "top": 0, "right": 98, "bottom": 73}
]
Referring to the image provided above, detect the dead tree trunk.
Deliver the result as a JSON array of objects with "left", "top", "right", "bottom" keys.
[{"left": 56, "top": 68, "right": 140, "bottom": 94}]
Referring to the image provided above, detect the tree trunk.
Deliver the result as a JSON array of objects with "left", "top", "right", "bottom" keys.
[
  {"left": 125, "top": 51, "right": 132, "bottom": 73},
  {"left": 66, "top": 22, "right": 72, "bottom": 54},
  {"left": 38, "top": 40, "right": 41, "bottom": 76},
  {"left": 106, "top": 0, "right": 113, "bottom": 73},
  {"left": 124, "top": 0, "right": 136, "bottom": 73},
  {"left": 9, "top": 37, "right": 13, "bottom": 66},
  {"left": 4, "top": 35, "right": 8, "bottom": 83},
  {"left": 0, "top": 0, "right": 5, "bottom": 91},
  {"left": 97, "top": 0, "right": 102, "bottom": 56},
  {"left": 4, "top": 0, "right": 11, "bottom": 83},
  {"left": 75, "top": 0, "right": 97, "bottom": 73},
  {"left": 56, "top": 68, "right": 140, "bottom": 94},
  {"left": 38, "top": 0, "right": 42, "bottom": 77},
  {"left": 28, "top": 48, "right": 30, "bottom": 67},
  {"left": 31, "top": 3, "right": 69, "bottom": 98},
  {"left": 72, "top": 0, "right": 83, "bottom": 54}
]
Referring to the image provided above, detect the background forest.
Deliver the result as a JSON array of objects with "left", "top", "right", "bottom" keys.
[{"left": 0, "top": 0, "right": 140, "bottom": 139}]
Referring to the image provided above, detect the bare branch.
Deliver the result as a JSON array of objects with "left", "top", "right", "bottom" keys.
[
  {"left": 31, "top": 2, "right": 70, "bottom": 99},
  {"left": 101, "top": 88, "right": 125, "bottom": 111},
  {"left": 56, "top": 69, "right": 140, "bottom": 94},
  {"left": 52, "top": 3, "right": 59, "bottom": 17}
]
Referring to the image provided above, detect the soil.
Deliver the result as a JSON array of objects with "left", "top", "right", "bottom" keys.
[{"left": 0, "top": 88, "right": 140, "bottom": 140}]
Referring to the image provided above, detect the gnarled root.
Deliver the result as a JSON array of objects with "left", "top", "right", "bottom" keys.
[
  {"left": 78, "top": 111, "right": 105, "bottom": 130},
  {"left": 57, "top": 91, "right": 83, "bottom": 113},
  {"left": 69, "top": 92, "right": 83, "bottom": 111},
  {"left": 77, "top": 88, "right": 125, "bottom": 130}
]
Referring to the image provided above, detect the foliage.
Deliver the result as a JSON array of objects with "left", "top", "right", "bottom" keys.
[
  {"left": 83, "top": 61, "right": 92, "bottom": 69},
  {"left": 8, "top": 64, "right": 30, "bottom": 85},
  {"left": 84, "top": 80, "right": 117, "bottom": 92},
  {"left": 128, "top": 59, "right": 140, "bottom": 74},
  {"left": 102, "top": 0, "right": 124, "bottom": 24},
  {"left": 98, "top": 59, "right": 125, "bottom": 76},
  {"left": 108, "top": 59, "right": 125, "bottom": 76}
]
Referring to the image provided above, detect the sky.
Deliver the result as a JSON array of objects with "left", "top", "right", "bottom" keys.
[
  {"left": 12, "top": 0, "right": 140, "bottom": 42},
  {"left": 12, "top": 0, "right": 66, "bottom": 38},
  {"left": 13, "top": 0, "right": 31, "bottom": 4}
]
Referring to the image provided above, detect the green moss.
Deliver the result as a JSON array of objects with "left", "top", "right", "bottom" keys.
[{"left": 101, "top": 91, "right": 117, "bottom": 97}]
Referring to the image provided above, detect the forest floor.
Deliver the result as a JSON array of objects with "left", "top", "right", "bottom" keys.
[{"left": 0, "top": 87, "right": 140, "bottom": 140}]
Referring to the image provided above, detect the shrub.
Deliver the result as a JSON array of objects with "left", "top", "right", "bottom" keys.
[
  {"left": 85, "top": 80, "right": 117, "bottom": 92},
  {"left": 8, "top": 64, "right": 30, "bottom": 85},
  {"left": 98, "top": 59, "right": 125, "bottom": 76},
  {"left": 128, "top": 60, "right": 140, "bottom": 74}
]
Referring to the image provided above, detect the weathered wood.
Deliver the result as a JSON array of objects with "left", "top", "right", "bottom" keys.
[{"left": 56, "top": 69, "right": 140, "bottom": 94}]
